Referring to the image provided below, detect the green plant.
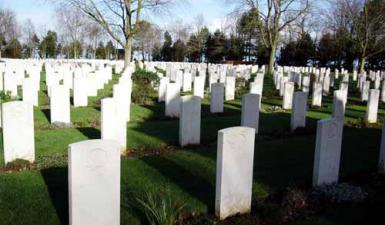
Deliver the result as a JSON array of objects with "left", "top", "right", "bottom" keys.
[
  {"left": 281, "top": 187, "right": 308, "bottom": 222},
  {"left": 135, "top": 187, "right": 185, "bottom": 225},
  {"left": 131, "top": 68, "right": 160, "bottom": 105},
  {"left": 0, "top": 90, "right": 12, "bottom": 103},
  {"left": 235, "top": 77, "right": 248, "bottom": 98}
]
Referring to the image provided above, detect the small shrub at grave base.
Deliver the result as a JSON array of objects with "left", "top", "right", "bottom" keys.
[
  {"left": 182, "top": 214, "right": 216, "bottom": 225},
  {"left": 155, "top": 66, "right": 166, "bottom": 76},
  {"left": 310, "top": 183, "right": 368, "bottom": 204},
  {"left": 349, "top": 116, "right": 383, "bottom": 128},
  {"left": 4, "top": 159, "right": 35, "bottom": 172},
  {"left": 255, "top": 202, "right": 285, "bottom": 225},
  {"left": 125, "top": 145, "right": 177, "bottom": 158},
  {"left": 281, "top": 187, "right": 309, "bottom": 223},
  {"left": 0, "top": 90, "right": 12, "bottom": 103},
  {"left": 235, "top": 77, "right": 248, "bottom": 99},
  {"left": 133, "top": 186, "right": 185, "bottom": 225},
  {"left": 132, "top": 68, "right": 160, "bottom": 105},
  {"left": 218, "top": 213, "right": 261, "bottom": 225}
]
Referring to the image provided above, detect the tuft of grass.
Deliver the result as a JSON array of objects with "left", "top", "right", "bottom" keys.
[{"left": 135, "top": 187, "right": 185, "bottom": 225}]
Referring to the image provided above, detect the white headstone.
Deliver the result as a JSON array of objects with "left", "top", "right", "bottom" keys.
[
  {"left": 241, "top": 94, "right": 260, "bottom": 133},
  {"left": 165, "top": 83, "right": 181, "bottom": 118},
  {"left": 211, "top": 83, "right": 225, "bottom": 113},
  {"left": 101, "top": 98, "right": 127, "bottom": 154},
  {"left": 182, "top": 72, "right": 192, "bottom": 92},
  {"left": 366, "top": 89, "right": 379, "bottom": 123},
  {"left": 313, "top": 118, "right": 343, "bottom": 186},
  {"left": 312, "top": 82, "right": 322, "bottom": 107},
  {"left": 332, "top": 90, "right": 345, "bottom": 121},
  {"left": 2, "top": 101, "right": 35, "bottom": 164},
  {"left": 283, "top": 82, "right": 294, "bottom": 110},
  {"left": 215, "top": 127, "right": 255, "bottom": 220},
  {"left": 225, "top": 76, "right": 235, "bottom": 101},
  {"left": 69, "top": 139, "right": 120, "bottom": 225},
  {"left": 291, "top": 92, "right": 307, "bottom": 131},
  {"left": 302, "top": 76, "right": 310, "bottom": 93},
  {"left": 73, "top": 71, "right": 88, "bottom": 107},
  {"left": 179, "top": 96, "right": 201, "bottom": 146},
  {"left": 158, "top": 77, "right": 170, "bottom": 102},
  {"left": 22, "top": 78, "right": 38, "bottom": 106},
  {"left": 50, "top": 85, "right": 71, "bottom": 124},
  {"left": 361, "top": 81, "right": 370, "bottom": 102},
  {"left": 193, "top": 76, "right": 205, "bottom": 99}
]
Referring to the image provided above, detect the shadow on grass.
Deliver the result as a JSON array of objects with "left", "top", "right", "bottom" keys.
[
  {"left": 41, "top": 167, "right": 68, "bottom": 225},
  {"left": 77, "top": 127, "right": 101, "bottom": 139},
  {"left": 41, "top": 108, "right": 51, "bottom": 122},
  {"left": 140, "top": 155, "right": 215, "bottom": 213}
]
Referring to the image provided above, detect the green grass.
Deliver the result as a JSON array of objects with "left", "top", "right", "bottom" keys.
[{"left": 0, "top": 72, "right": 384, "bottom": 224}]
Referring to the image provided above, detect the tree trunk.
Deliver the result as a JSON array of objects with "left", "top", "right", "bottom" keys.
[
  {"left": 359, "top": 55, "right": 366, "bottom": 74},
  {"left": 74, "top": 45, "right": 77, "bottom": 59},
  {"left": 124, "top": 38, "right": 132, "bottom": 68},
  {"left": 268, "top": 46, "right": 276, "bottom": 75}
]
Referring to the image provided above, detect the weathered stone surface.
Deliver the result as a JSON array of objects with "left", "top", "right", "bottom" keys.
[
  {"left": 73, "top": 71, "right": 88, "bottom": 107},
  {"left": 241, "top": 94, "right": 260, "bottom": 133},
  {"left": 291, "top": 92, "right": 307, "bottom": 131},
  {"left": 225, "top": 76, "right": 235, "bottom": 101},
  {"left": 313, "top": 118, "right": 343, "bottom": 186},
  {"left": 158, "top": 77, "right": 170, "bottom": 102},
  {"left": 211, "top": 83, "right": 225, "bottom": 113},
  {"left": 69, "top": 139, "right": 120, "bottom": 225},
  {"left": 193, "top": 76, "right": 205, "bottom": 99},
  {"left": 302, "top": 76, "right": 310, "bottom": 93},
  {"left": 312, "top": 82, "right": 323, "bottom": 107},
  {"left": 165, "top": 83, "right": 181, "bottom": 118},
  {"left": 2, "top": 101, "right": 35, "bottom": 164},
  {"left": 183, "top": 72, "right": 192, "bottom": 92},
  {"left": 179, "top": 96, "right": 201, "bottom": 146},
  {"left": 215, "top": 127, "right": 255, "bottom": 220},
  {"left": 283, "top": 82, "right": 294, "bottom": 110},
  {"left": 22, "top": 78, "right": 38, "bottom": 106},
  {"left": 50, "top": 85, "right": 71, "bottom": 124},
  {"left": 361, "top": 81, "right": 370, "bottom": 102},
  {"left": 101, "top": 98, "right": 127, "bottom": 154},
  {"left": 332, "top": 90, "right": 345, "bottom": 121},
  {"left": 366, "top": 89, "right": 379, "bottom": 123}
]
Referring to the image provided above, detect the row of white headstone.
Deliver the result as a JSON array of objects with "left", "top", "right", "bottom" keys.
[
  {"left": 65, "top": 112, "right": 385, "bottom": 223},
  {"left": 0, "top": 63, "right": 133, "bottom": 164},
  {"left": 274, "top": 70, "right": 381, "bottom": 124}
]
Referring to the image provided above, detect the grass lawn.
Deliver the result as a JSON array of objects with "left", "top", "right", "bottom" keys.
[{"left": 0, "top": 72, "right": 384, "bottom": 225}]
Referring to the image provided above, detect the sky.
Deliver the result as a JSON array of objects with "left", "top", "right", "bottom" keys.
[{"left": 0, "top": 0, "right": 233, "bottom": 32}]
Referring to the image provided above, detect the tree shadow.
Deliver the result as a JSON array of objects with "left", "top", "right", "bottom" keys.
[
  {"left": 92, "top": 106, "right": 101, "bottom": 112},
  {"left": 41, "top": 108, "right": 51, "bottom": 122},
  {"left": 77, "top": 127, "right": 101, "bottom": 139},
  {"left": 70, "top": 97, "right": 74, "bottom": 106},
  {"left": 140, "top": 155, "right": 215, "bottom": 213},
  {"left": 40, "top": 167, "right": 68, "bottom": 225}
]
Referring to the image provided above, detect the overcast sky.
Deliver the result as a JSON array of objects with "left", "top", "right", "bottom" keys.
[{"left": 0, "top": 0, "right": 233, "bottom": 32}]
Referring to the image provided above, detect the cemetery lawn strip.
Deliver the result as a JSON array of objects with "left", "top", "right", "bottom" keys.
[{"left": 1, "top": 73, "right": 385, "bottom": 224}]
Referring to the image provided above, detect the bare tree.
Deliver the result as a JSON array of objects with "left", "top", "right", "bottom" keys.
[
  {"left": 169, "top": 19, "right": 192, "bottom": 43},
  {"left": 53, "top": 0, "right": 174, "bottom": 67},
  {"left": 346, "top": 0, "right": 385, "bottom": 73},
  {"left": 0, "top": 7, "right": 19, "bottom": 58},
  {"left": 86, "top": 21, "right": 105, "bottom": 58},
  {"left": 23, "top": 19, "right": 36, "bottom": 58},
  {"left": 227, "top": 0, "right": 311, "bottom": 73},
  {"left": 56, "top": 6, "right": 86, "bottom": 59}
]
